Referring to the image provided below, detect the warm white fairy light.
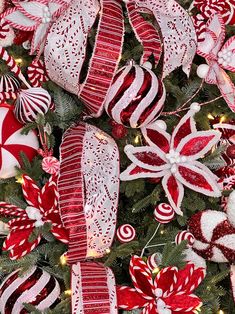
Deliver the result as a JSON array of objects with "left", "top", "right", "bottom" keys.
[
  {"left": 15, "top": 176, "right": 24, "bottom": 184},
  {"left": 60, "top": 254, "right": 67, "bottom": 266},
  {"left": 207, "top": 113, "right": 214, "bottom": 120}
]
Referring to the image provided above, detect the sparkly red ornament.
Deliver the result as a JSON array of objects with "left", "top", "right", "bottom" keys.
[
  {"left": 105, "top": 63, "right": 166, "bottom": 128},
  {"left": 111, "top": 123, "right": 128, "bottom": 139},
  {"left": 0, "top": 266, "right": 60, "bottom": 314},
  {"left": 188, "top": 210, "right": 235, "bottom": 263},
  {"left": 227, "top": 144, "right": 235, "bottom": 159}
]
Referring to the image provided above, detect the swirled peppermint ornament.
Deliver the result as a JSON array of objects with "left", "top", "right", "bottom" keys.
[
  {"left": 175, "top": 231, "right": 195, "bottom": 247},
  {"left": 14, "top": 87, "right": 51, "bottom": 123},
  {"left": 42, "top": 156, "right": 60, "bottom": 175},
  {"left": 0, "top": 267, "right": 60, "bottom": 314},
  {"left": 0, "top": 73, "right": 20, "bottom": 93},
  {"left": 116, "top": 224, "right": 136, "bottom": 243},
  {"left": 104, "top": 64, "right": 166, "bottom": 128},
  {"left": 147, "top": 252, "right": 162, "bottom": 271},
  {"left": 27, "top": 59, "right": 49, "bottom": 87},
  {"left": 154, "top": 203, "right": 175, "bottom": 224}
]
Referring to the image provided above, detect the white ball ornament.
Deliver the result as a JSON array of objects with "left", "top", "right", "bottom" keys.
[
  {"left": 154, "top": 203, "right": 175, "bottom": 224},
  {"left": 197, "top": 64, "right": 209, "bottom": 79},
  {"left": 116, "top": 224, "right": 136, "bottom": 243},
  {"left": 0, "top": 105, "right": 39, "bottom": 178}
]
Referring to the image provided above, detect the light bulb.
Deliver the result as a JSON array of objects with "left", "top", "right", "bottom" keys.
[
  {"left": 15, "top": 176, "right": 24, "bottom": 184},
  {"left": 60, "top": 254, "right": 67, "bottom": 265},
  {"left": 207, "top": 113, "right": 214, "bottom": 120}
]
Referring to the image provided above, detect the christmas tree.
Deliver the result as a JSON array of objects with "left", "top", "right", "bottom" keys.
[{"left": 0, "top": 0, "right": 235, "bottom": 313}]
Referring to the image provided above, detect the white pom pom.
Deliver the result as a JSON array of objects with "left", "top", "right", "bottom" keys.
[
  {"left": 190, "top": 102, "right": 201, "bottom": 112},
  {"left": 154, "top": 120, "right": 167, "bottom": 130},
  {"left": 197, "top": 64, "right": 209, "bottom": 79},
  {"left": 143, "top": 61, "right": 152, "bottom": 69}
]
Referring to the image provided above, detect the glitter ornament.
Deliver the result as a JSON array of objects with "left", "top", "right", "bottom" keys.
[
  {"left": 104, "top": 63, "right": 166, "bottom": 128},
  {"left": 0, "top": 104, "right": 38, "bottom": 178},
  {"left": 175, "top": 231, "right": 195, "bottom": 247},
  {"left": 147, "top": 252, "right": 162, "bottom": 271},
  {"left": 227, "top": 144, "right": 235, "bottom": 159},
  {"left": 0, "top": 266, "right": 60, "bottom": 314},
  {"left": 14, "top": 87, "right": 51, "bottom": 123},
  {"left": 154, "top": 203, "right": 175, "bottom": 224},
  {"left": 188, "top": 210, "right": 235, "bottom": 262},
  {"left": 116, "top": 224, "right": 136, "bottom": 243}
]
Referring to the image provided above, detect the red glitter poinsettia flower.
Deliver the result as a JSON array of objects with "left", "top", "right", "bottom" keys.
[
  {"left": 0, "top": 174, "right": 68, "bottom": 259},
  {"left": 117, "top": 255, "right": 205, "bottom": 314},
  {"left": 197, "top": 14, "right": 235, "bottom": 112},
  {"left": 120, "top": 105, "right": 221, "bottom": 215}
]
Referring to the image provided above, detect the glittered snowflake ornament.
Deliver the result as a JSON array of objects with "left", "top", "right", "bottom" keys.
[
  {"left": 0, "top": 174, "right": 68, "bottom": 259},
  {"left": 117, "top": 255, "right": 205, "bottom": 314},
  {"left": 120, "top": 104, "right": 221, "bottom": 215}
]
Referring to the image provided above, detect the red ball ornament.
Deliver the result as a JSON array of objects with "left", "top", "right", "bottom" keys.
[
  {"left": 154, "top": 203, "right": 175, "bottom": 224},
  {"left": 0, "top": 104, "right": 38, "bottom": 178},
  {"left": 104, "top": 63, "right": 166, "bottom": 128},
  {"left": 116, "top": 224, "right": 136, "bottom": 243},
  {"left": 0, "top": 266, "right": 60, "bottom": 313},
  {"left": 111, "top": 123, "right": 128, "bottom": 139},
  {"left": 188, "top": 210, "right": 235, "bottom": 262},
  {"left": 226, "top": 144, "right": 235, "bottom": 159}
]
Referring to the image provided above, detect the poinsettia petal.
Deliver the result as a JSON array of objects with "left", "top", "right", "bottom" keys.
[
  {"left": 22, "top": 175, "right": 40, "bottom": 207},
  {"left": 142, "top": 301, "right": 157, "bottom": 314},
  {"left": 215, "top": 66, "right": 235, "bottom": 112},
  {"left": 116, "top": 286, "right": 149, "bottom": 310},
  {"left": 154, "top": 266, "right": 178, "bottom": 297},
  {"left": 8, "top": 217, "right": 33, "bottom": 230},
  {"left": 171, "top": 110, "right": 197, "bottom": 149},
  {"left": 3, "top": 8, "right": 37, "bottom": 30},
  {"left": 14, "top": 1, "right": 46, "bottom": 21},
  {"left": 162, "top": 173, "right": 184, "bottom": 215},
  {"left": 174, "top": 263, "right": 205, "bottom": 294},
  {"left": 0, "top": 202, "right": 25, "bottom": 217},
  {"left": 9, "top": 234, "right": 41, "bottom": 260},
  {"left": 141, "top": 122, "right": 170, "bottom": 153},
  {"left": 3, "top": 227, "right": 34, "bottom": 251},
  {"left": 51, "top": 225, "right": 69, "bottom": 243},
  {"left": 177, "top": 130, "right": 221, "bottom": 160},
  {"left": 124, "top": 145, "right": 168, "bottom": 171},
  {"left": 120, "top": 163, "right": 167, "bottom": 180},
  {"left": 205, "top": 61, "right": 217, "bottom": 84},
  {"left": 30, "top": 22, "right": 48, "bottom": 54},
  {"left": 175, "top": 163, "right": 221, "bottom": 197},
  {"left": 164, "top": 293, "right": 202, "bottom": 312},
  {"left": 130, "top": 256, "right": 155, "bottom": 300},
  {"left": 39, "top": 175, "right": 58, "bottom": 214},
  {"left": 197, "top": 14, "right": 225, "bottom": 57}
]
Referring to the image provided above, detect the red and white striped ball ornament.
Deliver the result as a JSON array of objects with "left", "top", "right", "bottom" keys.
[
  {"left": 175, "top": 231, "right": 195, "bottom": 247},
  {"left": 104, "top": 63, "right": 166, "bottom": 128},
  {"left": 154, "top": 203, "right": 175, "bottom": 224},
  {"left": 116, "top": 224, "right": 136, "bottom": 243},
  {"left": 0, "top": 104, "right": 38, "bottom": 178},
  {"left": 0, "top": 266, "right": 60, "bottom": 314},
  {"left": 14, "top": 87, "right": 51, "bottom": 123},
  {"left": 147, "top": 252, "right": 162, "bottom": 271},
  {"left": 0, "top": 73, "right": 20, "bottom": 93}
]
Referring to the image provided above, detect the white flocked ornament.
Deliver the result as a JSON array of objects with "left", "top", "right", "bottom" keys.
[
  {"left": 197, "top": 64, "right": 209, "bottom": 79},
  {"left": 227, "top": 190, "right": 235, "bottom": 227}
]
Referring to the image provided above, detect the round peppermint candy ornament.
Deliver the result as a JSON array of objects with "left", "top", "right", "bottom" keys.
[
  {"left": 0, "top": 104, "right": 39, "bottom": 178},
  {"left": 0, "top": 266, "right": 60, "bottom": 313},
  {"left": 0, "top": 73, "right": 20, "bottom": 93},
  {"left": 104, "top": 64, "right": 166, "bottom": 128},
  {"left": 154, "top": 203, "right": 175, "bottom": 224},
  {"left": 175, "top": 231, "right": 195, "bottom": 247},
  {"left": 116, "top": 224, "right": 136, "bottom": 243}
]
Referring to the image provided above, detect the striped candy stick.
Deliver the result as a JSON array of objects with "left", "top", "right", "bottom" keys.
[
  {"left": 0, "top": 91, "right": 17, "bottom": 100},
  {"left": 0, "top": 46, "right": 31, "bottom": 88}
]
